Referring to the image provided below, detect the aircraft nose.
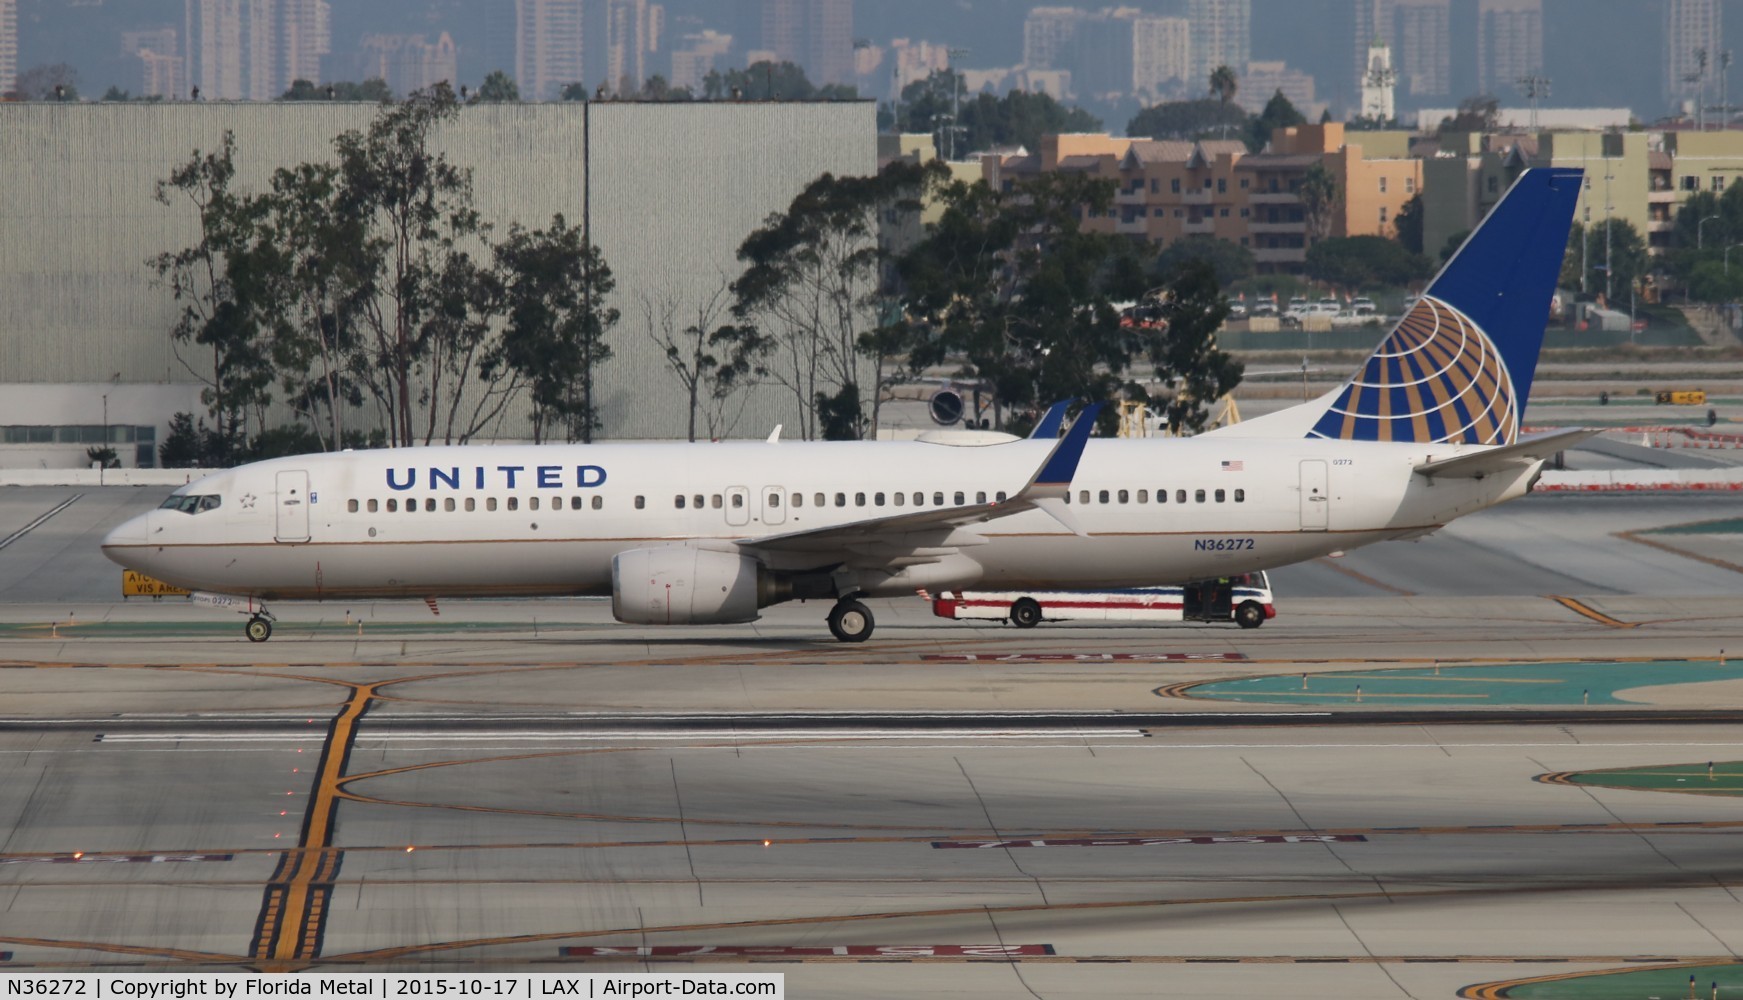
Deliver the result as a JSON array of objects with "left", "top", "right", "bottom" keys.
[{"left": 101, "top": 512, "right": 151, "bottom": 564}]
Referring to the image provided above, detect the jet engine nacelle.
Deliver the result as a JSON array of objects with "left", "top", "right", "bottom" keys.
[{"left": 611, "top": 546, "right": 762, "bottom": 625}]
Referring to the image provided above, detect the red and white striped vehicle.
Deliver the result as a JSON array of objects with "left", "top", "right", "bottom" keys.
[{"left": 929, "top": 572, "right": 1275, "bottom": 630}]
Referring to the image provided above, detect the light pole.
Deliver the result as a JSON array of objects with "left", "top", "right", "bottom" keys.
[
  {"left": 1700, "top": 213, "right": 1721, "bottom": 248},
  {"left": 947, "top": 47, "right": 970, "bottom": 160}
]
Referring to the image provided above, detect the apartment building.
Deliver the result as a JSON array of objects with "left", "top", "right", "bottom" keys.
[
  {"left": 980, "top": 124, "right": 1419, "bottom": 274},
  {"left": 1420, "top": 128, "right": 1743, "bottom": 266}
]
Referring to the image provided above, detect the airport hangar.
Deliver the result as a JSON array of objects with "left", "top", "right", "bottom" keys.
[{"left": 0, "top": 99, "right": 876, "bottom": 465}]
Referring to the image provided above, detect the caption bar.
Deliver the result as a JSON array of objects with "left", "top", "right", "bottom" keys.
[{"left": 0, "top": 976, "right": 782, "bottom": 1000}]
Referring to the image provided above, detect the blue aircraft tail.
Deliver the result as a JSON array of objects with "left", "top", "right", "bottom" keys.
[{"left": 1306, "top": 167, "right": 1582, "bottom": 445}]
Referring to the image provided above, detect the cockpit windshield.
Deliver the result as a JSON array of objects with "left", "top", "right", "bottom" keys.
[{"left": 159, "top": 494, "right": 222, "bottom": 514}]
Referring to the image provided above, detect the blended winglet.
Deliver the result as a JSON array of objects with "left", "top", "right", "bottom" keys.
[
  {"left": 1028, "top": 400, "right": 1070, "bottom": 439},
  {"left": 1027, "top": 402, "right": 1102, "bottom": 496}
]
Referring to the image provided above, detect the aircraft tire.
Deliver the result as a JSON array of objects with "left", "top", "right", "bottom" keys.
[
  {"left": 245, "top": 617, "right": 273, "bottom": 642},
  {"left": 1010, "top": 598, "right": 1043, "bottom": 629},
  {"left": 828, "top": 599, "right": 874, "bottom": 643},
  {"left": 1234, "top": 601, "right": 1264, "bottom": 629}
]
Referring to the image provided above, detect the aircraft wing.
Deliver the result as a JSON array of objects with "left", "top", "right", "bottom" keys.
[
  {"left": 1412, "top": 428, "right": 1597, "bottom": 480},
  {"left": 744, "top": 404, "right": 1101, "bottom": 557}
]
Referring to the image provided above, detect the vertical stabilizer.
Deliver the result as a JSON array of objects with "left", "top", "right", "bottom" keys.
[{"left": 1306, "top": 167, "right": 1582, "bottom": 445}]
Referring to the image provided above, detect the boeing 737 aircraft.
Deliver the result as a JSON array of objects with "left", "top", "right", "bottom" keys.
[{"left": 103, "top": 168, "right": 1587, "bottom": 643}]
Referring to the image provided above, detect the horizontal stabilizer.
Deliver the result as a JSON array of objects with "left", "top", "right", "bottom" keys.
[{"left": 1412, "top": 428, "right": 1596, "bottom": 480}]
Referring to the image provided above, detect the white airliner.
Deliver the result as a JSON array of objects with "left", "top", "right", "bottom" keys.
[{"left": 103, "top": 168, "right": 1587, "bottom": 643}]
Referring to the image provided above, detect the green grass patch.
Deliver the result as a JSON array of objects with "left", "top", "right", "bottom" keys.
[
  {"left": 1644, "top": 518, "right": 1743, "bottom": 536},
  {"left": 1558, "top": 761, "right": 1743, "bottom": 796},
  {"left": 1498, "top": 963, "right": 1743, "bottom": 999},
  {"left": 1187, "top": 660, "right": 1741, "bottom": 707}
]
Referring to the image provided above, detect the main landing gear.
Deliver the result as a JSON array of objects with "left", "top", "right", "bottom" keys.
[
  {"left": 244, "top": 609, "right": 276, "bottom": 642},
  {"left": 827, "top": 597, "right": 874, "bottom": 643}
]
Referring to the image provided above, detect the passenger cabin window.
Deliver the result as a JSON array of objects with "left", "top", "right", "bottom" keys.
[
  {"left": 875, "top": 492, "right": 886, "bottom": 506},
  {"left": 1079, "top": 490, "right": 1090, "bottom": 504},
  {"left": 1195, "top": 489, "right": 1206, "bottom": 503},
  {"left": 712, "top": 495, "right": 723, "bottom": 509},
  {"left": 694, "top": 495, "right": 705, "bottom": 509},
  {"left": 912, "top": 492, "right": 923, "bottom": 506},
  {"left": 996, "top": 491, "right": 1007, "bottom": 502},
  {"left": 976, "top": 491, "right": 987, "bottom": 504},
  {"left": 769, "top": 493, "right": 781, "bottom": 508},
  {"left": 465, "top": 498, "right": 475, "bottom": 512},
  {"left": 1176, "top": 489, "right": 1186, "bottom": 504},
  {"left": 1118, "top": 489, "right": 1129, "bottom": 504},
  {"left": 591, "top": 496, "right": 602, "bottom": 510},
  {"left": 1215, "top": 489, "right": 1226, "bottom": 503},
  {"left": 814, "top": 493, "right": 826, "bottom": 507},
  {"left": 348, "top": 499, "right": 358, "bottom": 513},
  {"left": 368, "top": 499, "right": 379, "bottom": 513},
  {"left": 635, "top": 496, "right": 646, "bottom": 510},
  {"left": 507, "top": 497, "right": 519, "bottom": 511},
  {"left": 791, "top": 493, "right": 803, "bottom": 507},
  {"left": 954, "top": 491, "right": 965, "bottom": 505},
  {"left": 893, "top": 493, "right": 904, "bottom": 506},
  {"left": 445, "top": 498, "right": 456, "bottom": 512},
  {"left": 731, "top": 494, "right": 743, "bottom": 508},
  {"left": 675, "top": 495, "right": 686, "bottom": 509},
  {"left": 835, "top": 493, "right": 847, "bottom": 507},
  {"left": 1137, "top": 489, "right": 1148, "bottom": 503},
  {"left": 572, "top": 496, "right": 585, "bottom": 511},
  {"left": 387, "top": 499, "right": 398, "bottom": 512},
  {"left": 529, "top": 497, "right": 541, "bottom": 511},
  {"left": 486, "top": 498, "right": 497, "bottom": 512},
  {"left": 1099, "top": 490, "right": 1109, "bottom": 504},
  {"left": 405, "top": 500, "right": 416, "bottom": 514},
  {"left": 855, "top": 492, "right": 866, "bottom": 507},
  {"left": 933, "top": 492, "right": 944, "bottom": 506},
  {"left": 1234, "top": 489, "right": 1245, "bottom": 502}
]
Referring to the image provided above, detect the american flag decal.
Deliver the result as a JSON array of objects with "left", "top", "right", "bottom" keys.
[{"left": 1221, "top": 460, "right": 1243, "bottom": 472}]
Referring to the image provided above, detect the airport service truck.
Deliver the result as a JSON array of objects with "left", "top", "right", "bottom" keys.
[{"left": 928, "top": 572, "right": 1276, "bottom": 630}]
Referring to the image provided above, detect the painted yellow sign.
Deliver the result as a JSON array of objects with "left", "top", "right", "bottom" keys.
[
  {"left": 1655, "top": 390, "right": 1707, "bottom": 405},
  {"left": 121, "top": 570, "right": 190, "bottom": 598}
]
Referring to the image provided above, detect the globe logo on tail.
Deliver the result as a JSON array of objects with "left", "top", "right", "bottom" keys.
[{"left": 1307, "top": 295, "right": 1518, "bottom": 445}]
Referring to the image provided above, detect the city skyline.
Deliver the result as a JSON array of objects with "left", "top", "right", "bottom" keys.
[{"left": 0, "top": 0, "right": 1739, "bottom": 128}]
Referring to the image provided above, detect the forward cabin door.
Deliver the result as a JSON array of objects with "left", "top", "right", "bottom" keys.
[
  {"left": 1299, "top": 460, "right": 1329, "bottom": 531},
  {"left": 762, "top": 486, "right": 786, "bottom": 526},
  {"left": 275, "top": 470, "right": 311, "bottom": 543}
]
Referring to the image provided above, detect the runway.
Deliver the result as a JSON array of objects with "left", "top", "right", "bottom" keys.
[{"left": 2, "top": 485, "right": 1743, "bottom": 997}]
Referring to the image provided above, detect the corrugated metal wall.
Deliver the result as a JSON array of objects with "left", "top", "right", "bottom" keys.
[{"left": 0, "top": 100, "right": 875, "bottom": 441}]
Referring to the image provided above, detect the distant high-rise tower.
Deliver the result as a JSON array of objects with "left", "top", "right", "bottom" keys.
[
  {"left": 125, "top": 27, "right": 187, "bottom": 98},
  {"left": 1361, "top": 38, "right": 1396, "bottom": 121},
  {"left": 0, "top": 0, "right": 16, "bottom": 97},
  {"left": 1133, "top": 16, "right": 1191, "bottom": 101},
  {"left": 1023, "top": 7, "right": 1083, "bottom": 70},
  {"left": 761, "top": 0, "right": 853, "bottom": 86},
  {"left": 1665, "top": 0, "right": 1722, "bottom": 115},
  {"left": 515, "top": 0, "right": 585, "bottom": 99},
  {"left": 1394, "top": 0, "right": 1449, "bottom": 99},
  {"left": 280, "top": 0, "right": 330, "bottom": 93},
  {"left": 1186, "top": 0, "right": 1249, "bottom": 95},
  {"left": 185, "top": 0, "right": 280, "bottom": 99},
  {"left": 1476, "top": 0, "right": 1542, "bottom": 99},
  {"left": 607, "top": 0, "right": 664, "bottom": 93},
  {"left": 356, "top": 32, "right": 457, "bottom": 97},
  {"left": 1353, "top": 0, "right": 1448, "bottom": 105}
]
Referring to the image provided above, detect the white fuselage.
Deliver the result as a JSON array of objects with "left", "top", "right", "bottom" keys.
[{"left": 102, "top": 435, "right": 1538, "bottom": 603}]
